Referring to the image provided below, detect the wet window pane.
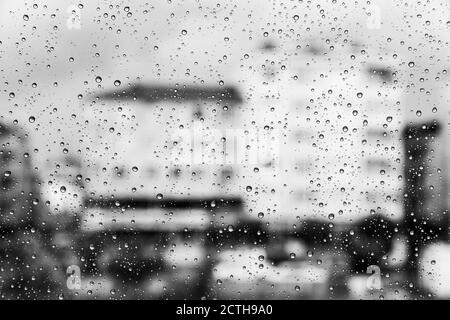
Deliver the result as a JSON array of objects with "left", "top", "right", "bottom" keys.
[{"left": 0, "top": 0, "right": 449, "bottom": 300}]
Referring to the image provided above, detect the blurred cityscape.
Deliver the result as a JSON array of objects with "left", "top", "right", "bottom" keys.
[{"left": 0, "top": 0, "right": 450, "bottom": 300}]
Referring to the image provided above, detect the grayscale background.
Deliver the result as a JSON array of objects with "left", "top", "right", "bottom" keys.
[{"left": 0, "top": 0, "right": 449, "bottom": 299}]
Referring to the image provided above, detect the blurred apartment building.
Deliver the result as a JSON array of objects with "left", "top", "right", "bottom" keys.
[
  {"left": 69, "top": 41, "right": 415, "bottom": 299},
  {"left": 236, "top": 41, "right": 404, "bottom": 228}
]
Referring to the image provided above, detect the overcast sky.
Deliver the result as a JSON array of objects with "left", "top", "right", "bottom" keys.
[{"left": 0, "top": 0, "right": 449, "bottom": 169}]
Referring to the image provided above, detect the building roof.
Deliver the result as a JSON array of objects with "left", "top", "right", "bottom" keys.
[{"left": 96, "top": 84, "right": 243, "bottom": 104}]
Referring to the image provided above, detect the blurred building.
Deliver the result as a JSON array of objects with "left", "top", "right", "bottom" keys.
[{"left": 68, "top": 40, "right": 416, "bottom": 299}]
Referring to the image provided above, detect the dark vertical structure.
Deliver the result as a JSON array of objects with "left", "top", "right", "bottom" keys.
[
  {"left": 403, "top": 121, "right": 447, "bottom": 280},
  {"left": 0, "top": 123, "right": 65, "bottom": 299}
]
